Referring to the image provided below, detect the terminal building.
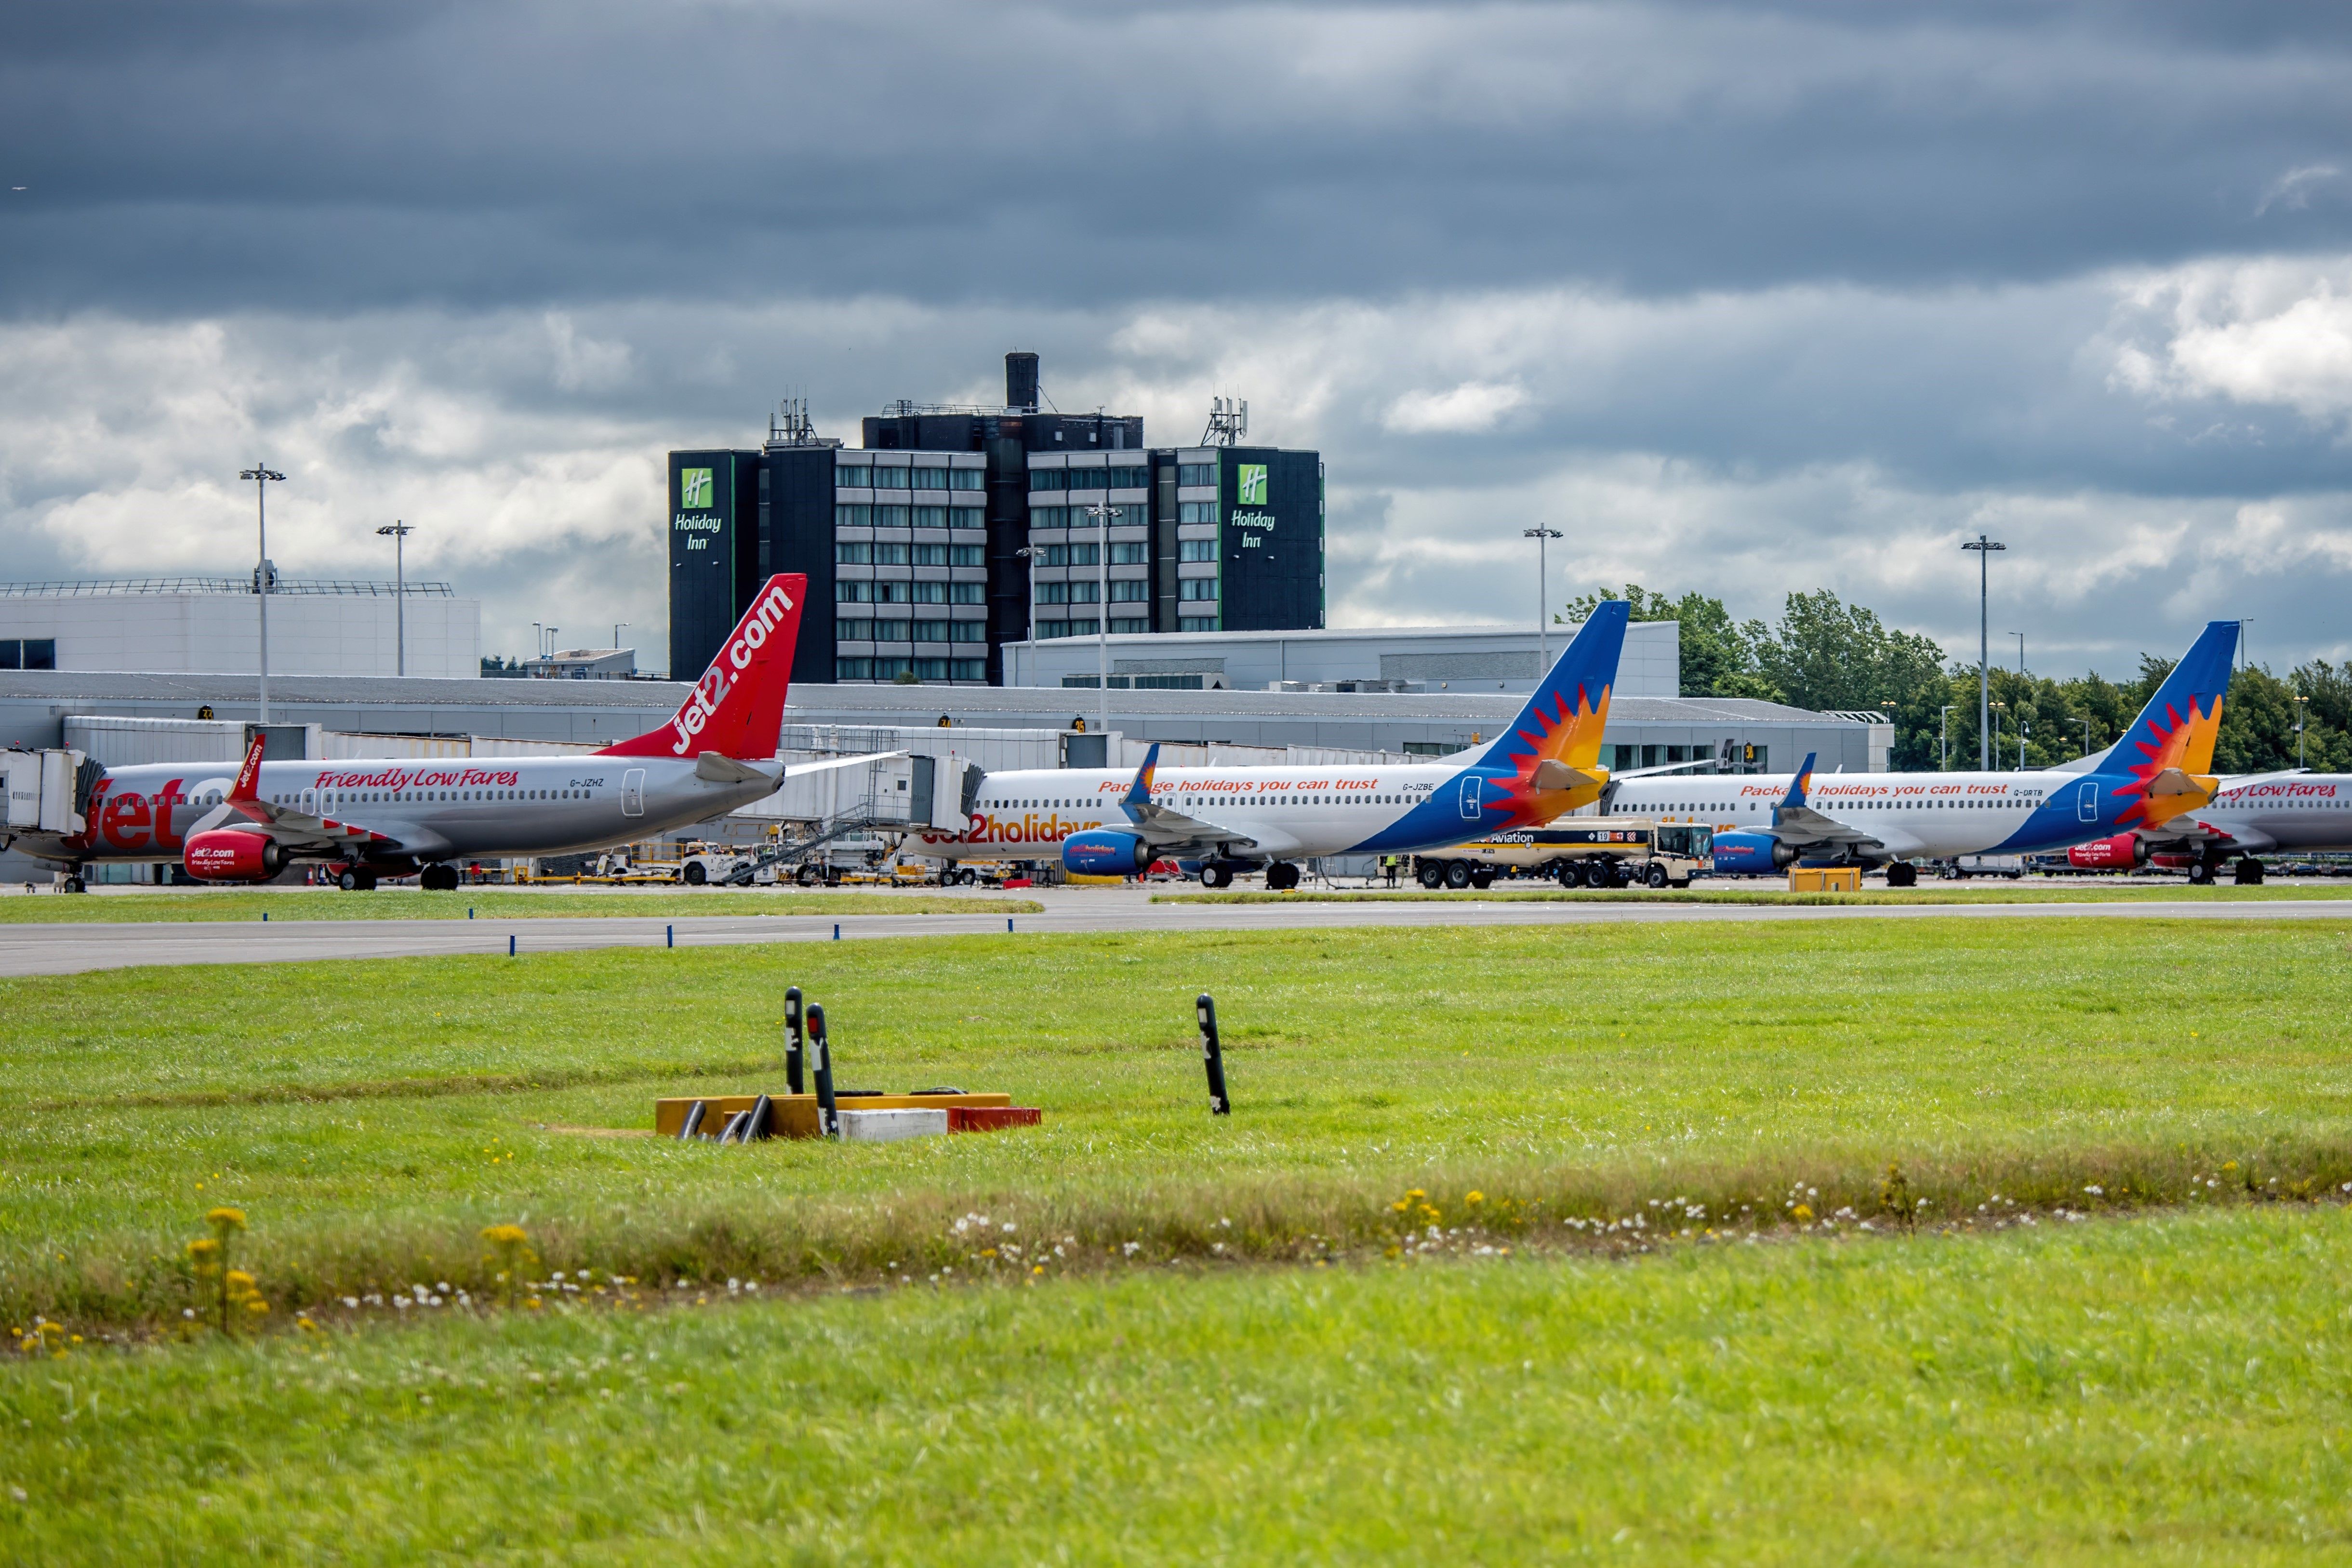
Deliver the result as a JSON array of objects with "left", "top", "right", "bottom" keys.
[
  {"left": 668, "top": 353, "right": 1324, "bottom": 689},
  {"left": 0, "top": 578, "right": 480, "bottom": 679}
]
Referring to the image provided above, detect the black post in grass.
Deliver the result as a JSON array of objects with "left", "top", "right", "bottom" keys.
[
  {"left": 677, "top": 1099, "right": 707, "bottom": 1141},
  {"left": 745, "top": 1092, "right": 773, "bottom": 1143},
  {"left": 717, "top": 1109, "right": 751, "bottom": 1145},
  {"left": 784, "top": 986, "right": 806, "bottom": 1095},
  {"left": 1197, "top": 994, "right": 1231, "bottom": 1116},
  {"left": 807, "top": 1002, "right": 838, "bottom": 1138}
]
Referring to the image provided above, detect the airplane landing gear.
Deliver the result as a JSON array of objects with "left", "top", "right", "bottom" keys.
[
  {"left": 337, "top": 867, "right": 378, "bottom": 892},
  {"left": 1885, "top": 861, "right": 1918, "bottom": 888},
  {"left": 1199, "top": 862, "right": 1236, "bottom": 890},
  {"left": 2234, "top": 857, "right": 2265, "bottom": 886},
  {"left": 420, "top": 864, "right": 460, "bottom": 892},
  {"left": 1265, "top": 862, "right": 1300, "bottom": 892},
  {"left": 2187, "top": 858, "right": 2216, "bottom": 886}
]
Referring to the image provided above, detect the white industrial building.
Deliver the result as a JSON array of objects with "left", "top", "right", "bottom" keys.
[
  {"left": 1004, "top": 621, "right": 1681, "bottom": 697},
  {"left": 0, "top": 579, "right": 480, "bottom": 680}
]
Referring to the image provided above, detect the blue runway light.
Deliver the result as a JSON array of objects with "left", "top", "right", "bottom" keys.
[
  {"left": 508, "top": 933, "right": 516, "bottom": 957},
  {"left": 667, "top": 924, "right": 674, "bottom": 949}
]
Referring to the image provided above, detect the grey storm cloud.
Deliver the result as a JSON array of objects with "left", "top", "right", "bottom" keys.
[
  {"left": 6, "top": 0, "right": 2351, "bottom": 312},
  {"left": 1, "top": 1, "right": 2349, "bottom": 672}
]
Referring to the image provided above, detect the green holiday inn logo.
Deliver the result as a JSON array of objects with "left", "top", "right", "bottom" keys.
[
  {"left": 678, "top": 467, "right": 715, "bottom": 510},
  {"left": 1236, "top": 464, "right": 1268, "bottom": 505}
]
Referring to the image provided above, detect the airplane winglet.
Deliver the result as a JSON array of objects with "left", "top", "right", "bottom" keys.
[
  {"left": 1773, "top": 753, "right": 1817, "bottom": 827},
  {"left": 1782, "top": 753, "right": 1816, "bottom": 808},
  {"left": 228, "top": 733, "right": 271, "bottom": 822},
  {"left": 1123, "top": 743, "right": 1162, "bottom": 808}
]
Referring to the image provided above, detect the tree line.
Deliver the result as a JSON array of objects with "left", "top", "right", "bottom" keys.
[{"left": 1563, "top": 585, "right": 2350, "bottom": 773}]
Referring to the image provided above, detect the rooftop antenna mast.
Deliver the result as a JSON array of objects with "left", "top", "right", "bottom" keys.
[{"left": 1200, "top": 394, "right": 1248, "bottom": 447}]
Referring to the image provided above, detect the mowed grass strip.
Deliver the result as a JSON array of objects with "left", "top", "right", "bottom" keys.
[
  {"left": 8, "top": 916, "right": 2352, "bottom": 1329},
  {"left": 6, "top": 1209, "right": 2351, "bottom": 1563},
  {"left": 1165, "top": 882, "right": 2352, "bottom": 905},
  {"left": 0, "top": 888, "right": 1040, "bottom": 924}
]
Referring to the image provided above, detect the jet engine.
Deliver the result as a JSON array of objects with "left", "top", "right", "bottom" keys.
[
  {"left": 184, "top": 829, "right": 288, "bottom": 883},
  {"left": 2066, "top": 832, "right": 2147, "bottom": 871},
  {"left": 1709, "top": 830, "right": 1797, "bottom": 875},
  {"left": 1062, "top": 830, "right": 1153, "bottom": 877}
]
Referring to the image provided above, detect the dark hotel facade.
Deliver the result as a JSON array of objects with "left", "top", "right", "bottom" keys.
[{"left": 668, "top": 354, "right": 1324, "bottom": 684}]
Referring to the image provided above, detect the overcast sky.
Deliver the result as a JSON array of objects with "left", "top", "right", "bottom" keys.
[{"left": 3, "top": 0, "right": 2349, "bottom": 675}]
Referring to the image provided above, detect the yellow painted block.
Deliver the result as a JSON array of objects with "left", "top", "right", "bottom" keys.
[
  {"left": 1788, "top": 867, "right": 1861, "bottom": 893},
  {"left": 654, "top": 1091, "right": 1014, "bottom": 1139},
  {"left": 1064, "top": 873, "right": 1128, "bottom": 886}
]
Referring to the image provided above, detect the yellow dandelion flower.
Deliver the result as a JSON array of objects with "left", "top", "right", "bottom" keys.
[
  {"left": 1465, "top": 1191, "right": 1486, "bottom": 1205},
  {"left": 480, "top": 1223, "right": 528, "bottom": 1247},
  {"left": 206, "top": 1208, "right": 247, "bottom": 1233},
  {"left": 1792, "top": 1204, "right": 1814, "bottom": 1223}
]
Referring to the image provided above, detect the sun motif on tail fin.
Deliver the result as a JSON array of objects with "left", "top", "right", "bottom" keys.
[
  {"left": 2111, "top": 693, "right": 2224, "bottom": 831},
  {"left": 1484, "top": 677, "right": 1612, "bottom": 827}
]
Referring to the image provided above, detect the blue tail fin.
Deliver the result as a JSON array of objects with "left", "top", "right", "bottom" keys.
[
  {"left": 1473, "top": 600, "right": 1630, "bottom": 773},
  {"left": 2094, "top": 621, "right": 2238, "bottom": 778}
]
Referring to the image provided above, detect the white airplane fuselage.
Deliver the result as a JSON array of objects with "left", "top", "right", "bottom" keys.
[
  {"left": 914, "top": 762, "right": 1504, "bottom": 864},
  {"left": 1611, "top": 769, "right": 2086, "bottom": 860},
  {"left": 61, "top": 756, "right": 775, "bottom": 867},
  {"left": 2184, "top": 775, "right": 2352, "bottom": 854}
]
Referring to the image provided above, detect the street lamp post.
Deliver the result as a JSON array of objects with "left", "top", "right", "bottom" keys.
[
  {"left": 2020, "top": 720, "right": 2030, "bottom": 771},
  {"left": 1991, "top": 701, "right": 2007, "bottom": 770},
  {"left": 1961, "top": 534, "right": 2006, "bottom": 770},
  {"left": 1083, "top": 500, "right": 1115, "bottom": 736},
  {"left": 240, "top": 465, "right": 285, "bottom": 722},
  {"left": 1523, "top": 527, "right": 1562, "bottom": 676},
  {"left": 2296, "top": 694, "right": 2309, "bottom": 769},
  {"left": 1940, "top": 705, "right": 1954, "bottom": 771},
  {"left": 2079, "top": 717, "right": 2092, "bottom": 759},
  {"left": 375, "top": 521, "right": 412, "bottom": 677}
]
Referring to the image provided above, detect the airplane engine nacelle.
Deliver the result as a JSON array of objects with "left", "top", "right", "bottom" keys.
[
  {"left": 184, "top": 829, "right": 288, "bottom": 883},
  {"left": 2067, "top": 832, "right": 2147, "bottom": 871},
  {"left": 1710, "top": 830, "right": 1797, "bottom": 875},
  {"left": 1063, "top": 830, "right": 1153, "bottom": 877}
]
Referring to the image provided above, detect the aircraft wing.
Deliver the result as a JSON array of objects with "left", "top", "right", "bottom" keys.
[
  {"left": 1115, "top": 743, "right": 1258, "bottom": 852},
  {"left": 780, "top": 750, "right": 904, "bottom": 779},
  {"left": 221, "top": 735, "right": 422, "bottom": 856},
  {"left": 1769, "top": 802, "right": 1885, "bottom": 851}
]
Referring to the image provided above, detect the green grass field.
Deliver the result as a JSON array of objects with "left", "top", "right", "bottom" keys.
[
  {"left": 7, "top": 1209, "right": 2350, "bottom": 1562},
  {"left": 0, "top": 888, "right": 1040, "bottom": 924},
  {"left": 6, "top": 916, "right": 2350, "bottom": 1330},
  {"left": 7, "top": 914, "right": 2352, "bottom": 1559}
]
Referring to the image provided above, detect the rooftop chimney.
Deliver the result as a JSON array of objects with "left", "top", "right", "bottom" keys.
[{"left": 1005, "top": 351, "right": 1039, "bottom": 412}]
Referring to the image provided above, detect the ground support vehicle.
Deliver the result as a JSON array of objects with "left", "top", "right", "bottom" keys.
[
  {"left": 1936, "top": 854, "right": 2026, "bottom": 881},
  {"left": 1414, "top": 819, "right": 1712, "bottom": 891}
]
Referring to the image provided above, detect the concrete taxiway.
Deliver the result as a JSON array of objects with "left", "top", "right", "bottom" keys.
[{"left": 2, "top": 886, "right": 2347, "bottom": 976}]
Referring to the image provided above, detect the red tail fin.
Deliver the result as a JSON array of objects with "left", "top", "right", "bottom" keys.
[
  {"left": 599, "top": 574, "right": 804, "bottom": 759},
  {"left": 227, "top": 732, "right": 267, "bottom": 816}
]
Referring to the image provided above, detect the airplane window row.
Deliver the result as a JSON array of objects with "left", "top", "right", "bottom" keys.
[{"left": 267, "top": 789, "right": 589, "bottom": 805}]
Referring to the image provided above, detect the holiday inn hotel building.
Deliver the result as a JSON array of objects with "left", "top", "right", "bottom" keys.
[{"left": 668, "top": 354, "right": 1324, "bottom": 686}]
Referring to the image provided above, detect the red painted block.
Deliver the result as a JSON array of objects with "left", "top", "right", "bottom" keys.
[{"left": 948, "top": 1105, "right": 1041, "bottom": 1133}]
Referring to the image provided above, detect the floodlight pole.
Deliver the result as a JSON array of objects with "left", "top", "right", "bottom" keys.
[
  {"left": 1524, "top": 527, "right": 1562, "bottom": 678},
  {"left": 2295, "top": 695, "right": 2308, "bottom": 769},
  {"left": 1961, "top": 535, "right": 2005, "bottom": 770},
  {"left": 375, "top": 521, "right": 412, "bottom": 677},
  {"left": 241, "top": 465, "right": 285, "bottom": 722},
  {"left": 1084, "top": 500, "right": 1116, "bottom": 736},
  {"left": 1939, "top": 705, "right": 1954, "bottom": 771}
]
